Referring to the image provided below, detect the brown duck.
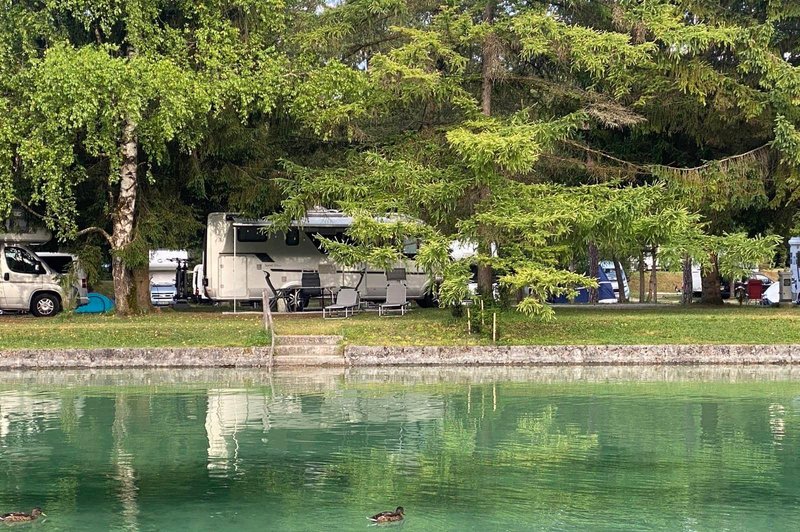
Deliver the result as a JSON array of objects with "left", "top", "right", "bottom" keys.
[
  {"left": 368, "top": 506, "right": 404, "bottom": 523},
  {"left": 0, "top": 508, "right": 45, "bottom": 523}
]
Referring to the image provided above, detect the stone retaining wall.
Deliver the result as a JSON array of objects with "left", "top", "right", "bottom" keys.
[
  {"left": 344, "top": 345, "right": 800, "bottom": 366},
  {"left": 2, "top": 344, "right": 800, "bottom": 369},
  {"left": 0, "top": 347, "right": 271, "bottom": 369}
]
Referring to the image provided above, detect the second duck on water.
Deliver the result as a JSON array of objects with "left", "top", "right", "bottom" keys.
[
  {"left": 0, "top": 507, "right": 46, "bottom": 522},
  {"left": 368, "top": 506, "right": 404, "bottom": 523}
]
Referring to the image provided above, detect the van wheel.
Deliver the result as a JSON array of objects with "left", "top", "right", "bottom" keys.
[
  {"left": 416, "top": 291, "right": 436, "bottom": 308},
  {"left": 31, "top": 293, "right": 61, "bottom": 317}
]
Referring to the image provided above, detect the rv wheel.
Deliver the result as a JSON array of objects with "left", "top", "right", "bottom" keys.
[
  {"left": 31, "top": 293, "right": 61, "bottom": 317},
  {"left": 287, "top": 289, "right": 307, "bottom": 312}
]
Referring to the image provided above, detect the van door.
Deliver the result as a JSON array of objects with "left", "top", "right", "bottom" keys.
[{"left": 2, "top": 245, "right": 46, "bottom": 310}]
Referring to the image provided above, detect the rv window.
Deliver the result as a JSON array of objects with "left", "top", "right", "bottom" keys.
[
  {"left": 236, "top": 227, "right": 267, "bottom": 242},
  {"left": 5, "top": 246, "right": 41, "bottom": 275},
  {"left": 39, "top": 255, "right": 73, "bottom": 274},
  {"left": 306, "top": 232, "right": 354, "bottom": 254},
  {"left": 285, "top": 228, "right": 300, "bottom": 246},
  {"left": 402, "top": 238, "right": 420, "bottom": 258}
]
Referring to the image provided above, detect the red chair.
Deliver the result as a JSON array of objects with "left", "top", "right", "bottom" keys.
[{"left": 746, "top": 278, "right": 763, "bottom": 304}]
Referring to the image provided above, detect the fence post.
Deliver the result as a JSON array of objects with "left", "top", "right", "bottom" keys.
[{"left": 262, "top": 290, "right": 275, "bottom": 368}]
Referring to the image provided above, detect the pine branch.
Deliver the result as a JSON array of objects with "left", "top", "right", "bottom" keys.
[
  {"left": 562, "top": 139, "right": 645, "bottom": 171},
  {"left": 650, "top": 144, "right": 771, "bottom": 173},
  {"left": 562, "top": 140, "right": 773, "bottom": 174}
]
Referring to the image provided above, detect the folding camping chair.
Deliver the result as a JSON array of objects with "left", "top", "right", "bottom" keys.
[
  {"left": 323, "top": 287, "right": 360, "bottom": 319},
  {"left": 379, "top": 282, "right": 410, "bottom": 316},
  {"left": 745, "top": 278, "right": 764, "bottom": 305}
]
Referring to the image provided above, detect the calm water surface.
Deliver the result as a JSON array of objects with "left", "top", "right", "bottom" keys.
[{"left": 1, "top": 366, "right": 799, "bottom": 531}]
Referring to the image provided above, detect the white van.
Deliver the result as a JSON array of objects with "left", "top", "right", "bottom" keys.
[
  {"left": 0, "top": 243, "right": 88, "bottom": 316},
  {"left": 599, "top": 260, "right": 630, "bottom": 301}
]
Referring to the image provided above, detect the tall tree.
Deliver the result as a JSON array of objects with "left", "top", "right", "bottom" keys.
[{"left": 0, "top": 1, "right": 286, "bottom": 313}]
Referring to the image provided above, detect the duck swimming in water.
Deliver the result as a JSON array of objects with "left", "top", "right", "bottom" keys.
[
  {"left": 368, "top": 506, "right": 404, "bottom": 523},
  {"left": 0, "top": 507, "right": 45, "bottom": 522}
]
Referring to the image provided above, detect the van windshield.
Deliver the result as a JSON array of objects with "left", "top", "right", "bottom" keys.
[{"left": 4, "top": 246, "right": 41, "bottom": 275}]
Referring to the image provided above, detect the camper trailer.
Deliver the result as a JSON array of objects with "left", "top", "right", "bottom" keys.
[{"left": 203, "top": 211, "right": 432, "bottom": 308}]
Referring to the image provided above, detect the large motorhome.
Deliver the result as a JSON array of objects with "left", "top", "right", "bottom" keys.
[{"left": 203, "top": 211, "right": 433, "bottom": 308}]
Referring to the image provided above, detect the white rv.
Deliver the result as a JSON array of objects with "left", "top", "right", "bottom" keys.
[
  {"left": 148, "top": 249, "right": 188, "bottom": 306},
  {"left": 203, "top": 211, "right": 433, "bottom": 309},
  {"left": 1, "top": 211, "right": 88, "bottom": 316}
]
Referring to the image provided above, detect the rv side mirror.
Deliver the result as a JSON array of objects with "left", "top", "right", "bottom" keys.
[
  {"left": 3, "top": 273, "right": 8, "bottom": 281},
  {"left": 35, "top": 262, "right": 44, "bottom": 274}
]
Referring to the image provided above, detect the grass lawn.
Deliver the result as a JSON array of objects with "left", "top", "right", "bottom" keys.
[
  {"left": 3, "top": 304, "right": 800, "bottom": 349},
  {"left": 0, "top": 312, "right": 269, "bottom": 349}
]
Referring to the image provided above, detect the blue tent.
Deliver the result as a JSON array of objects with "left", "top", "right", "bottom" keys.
[
  {"left": 76, "top": 292, "right": 115, "bottom": 314},
  {"left": 549, "top": 268, "right": 616, "bottom": 304}
]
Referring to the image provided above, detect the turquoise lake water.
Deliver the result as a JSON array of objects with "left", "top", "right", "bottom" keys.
[{"left": 1, "top": 366, "right": 799, "bottom": 531}]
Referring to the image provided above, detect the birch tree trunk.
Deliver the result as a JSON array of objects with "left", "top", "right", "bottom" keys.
[
  {"left": 111, "top": 114, "right": 138, "bottom": 315},
  {"left": 476, "top": 0, "right": 496, "bottom": 299}
]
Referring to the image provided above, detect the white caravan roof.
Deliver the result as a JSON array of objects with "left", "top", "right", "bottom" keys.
[
  {"left": 230, "top": 210, "right": 353, "bottom": 229},
  {"left": 149, "top": 249, "right": 189, "bottom": 271}
]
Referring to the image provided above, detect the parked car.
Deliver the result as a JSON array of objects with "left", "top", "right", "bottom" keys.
[{"left": 0, "top": 243, "right": 88, "bottom": 316}]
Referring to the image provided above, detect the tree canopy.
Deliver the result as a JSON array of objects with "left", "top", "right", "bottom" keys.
[{"left": 2, "top": 0, "right": 798, "bottom": 315}]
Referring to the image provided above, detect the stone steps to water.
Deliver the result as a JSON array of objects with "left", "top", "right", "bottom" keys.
[
  {"left": 272, "top": 354, "right": 346, "bottom": 367},
  {"left": 275, "top": 345, "right": 343, "bottom": 357},
  {"left": 272, "top": 335, "right": 344, "bottom": 364},
  {"left": 274, "top": 335, "right": 342, "bottom": 346}
]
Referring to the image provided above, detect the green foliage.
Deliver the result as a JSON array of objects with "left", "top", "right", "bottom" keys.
[
  {"left": 290, "top": 61, "right": 372, "bottom": 139},
  {"left": 4, "top": 0, "right": 799, "bottom": 318},
  {"left": 3, "top": 1, "right": 287, "bottom": 238},
  {"left": 774, "top": 115, "right": 800, "bottom": 167},
  {"left": 446, "top": 112, "right": 586, "bottom": 176}
]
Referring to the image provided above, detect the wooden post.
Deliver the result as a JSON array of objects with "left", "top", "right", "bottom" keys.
[
  {"left": 262, "top": 290, "right": 275, "bottom": 368},
  {"left": 467, "top": 306, "right": 471, "bottom": 334},
  {"left": 480, "top": 299, "right": 485, "bottom": 326},
  {"left": 492, "top": 312, "right": 497, "bottom": 343}
]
